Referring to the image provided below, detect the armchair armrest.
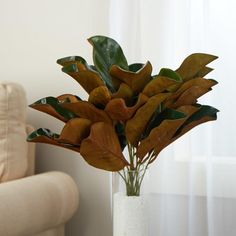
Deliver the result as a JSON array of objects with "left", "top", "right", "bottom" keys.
[{"left": 0, "top": 171, "right": 79, "bottom": 236}]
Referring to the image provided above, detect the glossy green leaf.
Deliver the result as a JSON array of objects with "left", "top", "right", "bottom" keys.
[
  {"left": 57, "top": 56, "right": 87, "bottom": 67},
  {"left": 115, "top": 122, "right": 127, "bottom": 151},
  {"left": 147, "top": 105, "right": 219, "bottom": 160},
  {"left": 57, "top": 94, "right": 82, "bottom": 103},
  {"left": 27, "top": 128, "right": 59, "bottom": 140},
  {"left": 88, "top": 36, "right": 129, "bottom": 92},
  {"left": 27, "top": 128, "right": 80, "bottom": 152},
  {"left": 125, "top": 93, "right": 171, "bottom": 146},
  {"left": 175, "top": 105, "right": 219, "bottom": 136},
  {"left": 61, "top": 100, "right": 112, "bottom": 124},
  {"left": 159, "top": 68, "right": 182, "bottom": 82},
  {"left": 143, "top": 108, "right": 186, "bottom": 139},
  {"left": 137, "top": 112, "right": 188, "bottom": 160},
  {"left": 129, "top": 63, "right": 144, "bottom": 72},
  {"left": 29, "top": 97, "right": 77, "bottom": 122},
  {"left": 137, "top": 105, "right": 198, "bottom": 160}
]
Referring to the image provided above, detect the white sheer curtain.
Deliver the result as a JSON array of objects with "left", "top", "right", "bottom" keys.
[{"left": 109, "top": 0, "right": 236, "bottom": 235}]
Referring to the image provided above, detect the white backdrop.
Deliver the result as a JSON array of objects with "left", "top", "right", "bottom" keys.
[
  {"left": 0, "top": 1, "right": 112, "bottom": 235},
  {"left": 1, "top": 0, "right": 236, "bottom": 235},
  {"left": 110, "top": 0, "right": 236, "bottom": 235}
]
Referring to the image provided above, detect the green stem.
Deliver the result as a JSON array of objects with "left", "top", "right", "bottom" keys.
[{"left": 120, "top": 144, "right": 154, "bottom": 196}]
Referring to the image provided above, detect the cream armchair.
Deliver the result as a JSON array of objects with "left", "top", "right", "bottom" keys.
[{"left": 0, "top": 82, "right": 79, "bottom": 236}]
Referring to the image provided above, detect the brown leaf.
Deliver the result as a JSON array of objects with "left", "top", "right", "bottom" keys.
[
  {"left": 110, "top": 61, "right": 152, "bottom": 94},
  {"left": 80, "top": 122, "right": 129, "bottom": 171},
  {"left": 177, "top": 78, "right": 217, "bottom": 96},
  {"left": 29, "top": 95, "right": 78, "bottom": 122},
  {"left": 111, "top": 83, "right": 133, "bottom": 102},
  {"left": 197, "top": 67, "right": 213, "bottom": 77},
  {"left": 145, "top": 115, "right": 217, "bottom": 164},
  {"left": 172, "top": 116, "right": 216, "bottom": 143},
  {"left": 165, "top": 78, "right": 217, "bottom": 108},
  {"left": 153, "top": 109, "right": 217, "bottom": 161},
  {"left": 58, "top": 118, "right": 92, "bottom": 145},
  {"left": 125, "top": 93, "right": 171, "bottom": 146},
  {"left": 29, "top": 103, "right": 66, "bottom": 122},
  {"left": 143, "top": 76, "right": 180, "bottom": 97},
  {"left": 176, "top": 53, "right": 218, "bottom": 81},
  {"left": 172, "top": 85, "right": 210, "bottom": 108},
  {"left": 105, "top": 93, "right": 148, "bottom": 121},
  {"left": 88, "top": 86, "right": 111, "bottom": 107},
  {"left": 137, "top": 105, "right": 198, "bottom": 160},
  {"left": 28, "top": 129, "right": 80, "bottom": 152},
  {"left": 57, "top": 94, "right": 81, "bottom": 103},
  {"left": 65, "top": 69, "right": 104, "bottom": 94},
  {"left": 61, "top": 101, "right": 112, "bottom": 124},
  {"left": 111, "top": 76, "right": 122, "bottom": 90}
]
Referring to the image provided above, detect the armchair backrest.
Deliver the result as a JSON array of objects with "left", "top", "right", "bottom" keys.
[{"left": 0, "top": 82, "right": 33, "bottom": 182}]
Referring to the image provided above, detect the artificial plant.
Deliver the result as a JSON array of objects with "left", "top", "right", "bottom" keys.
[{"left": 28, "top": 36, "right": 219, "bottom": 196}]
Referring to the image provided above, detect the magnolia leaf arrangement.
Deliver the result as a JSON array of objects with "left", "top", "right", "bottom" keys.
[{"left": 28, "top": 36, "right": 219, "bottom": 196}]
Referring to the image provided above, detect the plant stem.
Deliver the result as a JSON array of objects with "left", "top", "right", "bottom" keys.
[{"left": 120, "top": 144, "right": 155, "bottom": 196}]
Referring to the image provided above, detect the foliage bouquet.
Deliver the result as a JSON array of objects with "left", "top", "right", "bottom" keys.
[{"left": 28, "top": 36, "right": 218, "bottom": 196}]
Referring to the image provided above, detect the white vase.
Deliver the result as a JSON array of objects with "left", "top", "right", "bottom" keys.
[{"left": 113, "top": 192, "right": 149, "bottom": 236}]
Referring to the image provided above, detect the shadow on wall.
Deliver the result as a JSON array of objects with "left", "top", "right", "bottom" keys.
[{"left": 35, "top": 146, "right": 112, "bottom": 236}]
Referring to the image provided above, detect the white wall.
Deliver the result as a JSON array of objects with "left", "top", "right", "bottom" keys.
[{"left": 0, "top": 1, "right": 112, "bottom": 235}]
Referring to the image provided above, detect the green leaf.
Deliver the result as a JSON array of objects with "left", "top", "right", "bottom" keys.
[
  {"left": 159, "top": 68, "right": 183, "bottom": 82},
  {"left": 89, "top": 65, "right": 98, "bottom": 71},
  {"left": 175, "top": 105, "right": 219, "bottom": 136},
  {"left": 115, "top": 122, "right": 127, "bottom": 151},
  {"left": 129, "top": 63, "right": 144, "bottom": 72},
  {"left": 30, "top": 97, "right": 77, "bottom": 122},
  {"left": 57, "top": 56, "right": 87, "bottom": 67},
  {"left": 62, "top": 64, "right": 79, "bottom": 73},
  {"left": 58, "top": 56, "right": 98, "bottom": 77},
  {"left": 27, "top": 128, "right": 59, "bottom": 141},
  {"left": 125, "top": 93, "right": 171, "bottom": 146},
  {"left": 137, "top": 105, "right": 199, "bottom": 160},
  {"left": 27, "top": 128, "right": 80, "bottom": 152},
  {"left": 88, "top": 35, "right": 129, "bottom": 93},
  {"left": 61, "top": 100, "right": 112, "bottom": 124},
  {"left": 144, "top": 108, "right": 186, "bottom": 138}
]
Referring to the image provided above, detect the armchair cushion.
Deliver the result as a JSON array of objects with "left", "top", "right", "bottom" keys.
[
  {"left": 0, "top": 82, "right": 28, "bottom": 182},
  {"left": 0, "top": 171, "right": 79, "bottom": 236}
]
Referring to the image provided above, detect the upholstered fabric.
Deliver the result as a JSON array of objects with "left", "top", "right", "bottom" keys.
[
  {"left": 0, "top": 82, "right": 79, "bottom": 236},
  {"left": 34, "top": 226, "right": 64, "bottom": 236},
  {"left": 0, "top": 82, "right": 28, "bottom": 182},
  {"left": 0, "top": 171, "right": 79, "bottom": 236},
  {"left": 25, "top": 124, "right": 36, "bottom": 177}
]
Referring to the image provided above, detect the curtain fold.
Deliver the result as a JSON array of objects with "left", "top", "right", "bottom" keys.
[{"left": 109, "top": 0, "right": 236, "bottom": 235}]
